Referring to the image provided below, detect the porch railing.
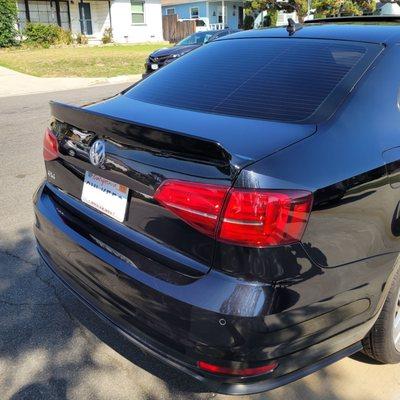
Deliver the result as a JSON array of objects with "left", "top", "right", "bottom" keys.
[{"left": 209, "top": 23, "right": 225, "bottom": 30}]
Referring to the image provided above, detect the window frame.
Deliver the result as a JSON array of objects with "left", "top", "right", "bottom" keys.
[
  {"left": 131, "top": 0, "right": 145, "bottom": 25},
  {"left": 166, "top": 7, "right": 175, "bottom": 15},
  {"left": 190, "top": 6, "right": 199, "bottom": 19},
  {"left": 17, "top": 0, "right": 70, "bottom": 31}
]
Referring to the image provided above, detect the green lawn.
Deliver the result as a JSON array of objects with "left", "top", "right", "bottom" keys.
[{"left": 0, "top": 44, "right": 169, "bottom": 78}]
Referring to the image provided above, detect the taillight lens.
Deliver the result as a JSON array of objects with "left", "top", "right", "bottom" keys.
[
  {"left": 43, "top": 128, "right": 59, "bottom": 161},
  {"left": 218, "top": 189, "right": 312, "bottom": 247},
  {"left": 197, "top": 360, "right": 278, "bottom": 377},
  {"left": 154, "top": 180, "right": 312, "bottom": 247},
  {"left": 153, "top": 180, "right": 229, "bottom": 236}
]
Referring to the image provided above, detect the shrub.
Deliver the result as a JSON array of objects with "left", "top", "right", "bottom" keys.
[
  {"left": 263, "top": 10, "right": 278, "bottom": 27},
  {"left": 243, "top": 15, "right": 254, "bottom": 30},
  {"left": 24, "top": 23, "right": 60, "bottom": 47},
  {"left": 57, "top": 28, "right": 73, "bottom": 45},
  {"left": 76, "top": 33, "right": 88, "bottom": 45},
  {"left": 102, "top": 28, "right": 113, "bottom": 44},
  {"left": 0, "top": 0, "right": 18, "bottom": 47},
  {"left": 270, "top": 10, "right": 278, "bottom": 27},
  {"left": 24, "top": 23, "right": 73, "bottom": 47}
]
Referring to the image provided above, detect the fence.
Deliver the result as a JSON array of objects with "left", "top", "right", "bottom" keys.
[{"left": 162, "top": 15, "right": 196, "bottom": 43}]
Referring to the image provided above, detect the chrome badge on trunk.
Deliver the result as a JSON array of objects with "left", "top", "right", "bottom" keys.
[{"left": 89, "top": 139, "right": 106, "bottom": 167}]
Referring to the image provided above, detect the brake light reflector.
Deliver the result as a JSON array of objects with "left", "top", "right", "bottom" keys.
[
  {"left": 197, "top": 360, "right": 278, "bottom": 377},
  {"left": 218, "top": 189, "right": 312, "bottom": 247},
  {"left": 153, "top": 180, "right": 229, "bottom": 236},
  {"left": 43, "top": 128, "right": 59, "bottom": 161},
  {"left": 154, "top": 180, "right": 312, "bottom": 247}
]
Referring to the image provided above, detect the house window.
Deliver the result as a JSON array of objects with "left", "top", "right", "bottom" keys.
[
  {"left": 190, "top": 7, "right": 199, "bottom": 19},
  {"left": 166, "top": 8, "right": 175, "bottom": 15},
  {"left": 131, "top": 1, "right": 145, "bottom": 24},
  {"left": 59, "top": 2, "right": 70, "bottom": 30},
  {"left": 17, "top": 1, "right": 70, "bottom": 31},
  {"left": 28, "top": 1, "right": 55, "bottom": 24},
  {"left": 17, "top": 0, "right": 27, "bottom": 30}
]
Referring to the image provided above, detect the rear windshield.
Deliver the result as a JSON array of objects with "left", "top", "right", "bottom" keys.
[{"left": 126, "top": 38, "right": 381, "bottom": 123}]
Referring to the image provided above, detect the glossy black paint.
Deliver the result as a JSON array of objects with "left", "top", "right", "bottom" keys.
[
  {"left": 144, "top": 29, "right": 240, "bottom": 75},
  {"left": 33, "top": 21, "right": 400, "bottom": 394},
  {"left": 145, "top": 44, "right": 198, "bottom": 74}
]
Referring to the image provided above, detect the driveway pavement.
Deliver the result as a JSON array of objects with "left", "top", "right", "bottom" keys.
[
  {"left": 0, "top": 85, "right": 400, "bottom": 400},
  {"left": 0, "top": 66, "right": 141, "bottom": 98}
]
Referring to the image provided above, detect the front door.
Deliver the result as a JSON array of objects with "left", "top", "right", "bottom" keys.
[{"left": 79, "top": 3, "right": 93, "bottom": 35}]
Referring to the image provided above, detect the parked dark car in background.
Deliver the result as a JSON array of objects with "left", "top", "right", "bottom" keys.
[
  {"left": 143, "top": 29, "right": 240, "bottom": 76},
  {"left": 35, "top": 16, "right": 400, "bottom": 395}
]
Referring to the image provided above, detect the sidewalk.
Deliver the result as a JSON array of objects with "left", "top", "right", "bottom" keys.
[{"left": 0, "top": 66, "right": 141, "bottom": 98}]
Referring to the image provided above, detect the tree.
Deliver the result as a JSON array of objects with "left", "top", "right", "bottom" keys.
[
  {"left": 246, "top": 0, "right": 309, "bottom": 23},
  {"left": 313, "top": 0, "right": 375, "bottom": 17},
  {"left": 243, "top": 14, "right": 255, "bottom": 29},
  {"left": 246, "top": 0, "right": 375, "bottom": 24},
  {"left": 0, "top": 0, "right": 18, "bottom": 47}
]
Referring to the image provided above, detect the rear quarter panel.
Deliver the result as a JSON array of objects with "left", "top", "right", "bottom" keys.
[
  {"left": 237, "top": 44, "right": 400, "bottom": 267},
  {"left": 231, "top": 44, "right": 400, "bottom": 323}
]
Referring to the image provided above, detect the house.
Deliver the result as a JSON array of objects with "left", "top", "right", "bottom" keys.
[
  {"left": 377, "top": 1, "right": 400, "bottom": 15},
  {"left": 253, "top": 10, "right": 299, "bottom": 28},
  {"left": 15, "top": 0, "right": 163, "bottom": 43},
  {"left": 161, "top": 0, "right": 245, "bottom": 30}
]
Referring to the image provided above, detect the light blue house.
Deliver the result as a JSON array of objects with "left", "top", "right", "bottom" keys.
[{"left": 161, "top": 0, "right": 245, "bottom": 30}]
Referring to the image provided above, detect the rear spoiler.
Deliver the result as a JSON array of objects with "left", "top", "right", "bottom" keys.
[{"left": 50, "top": 101, "right": 232, "bottom": 167}]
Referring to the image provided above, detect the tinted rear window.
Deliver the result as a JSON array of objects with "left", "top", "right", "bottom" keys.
[{"left": 127, "top": 38, "right": 381, "bottom": 123}]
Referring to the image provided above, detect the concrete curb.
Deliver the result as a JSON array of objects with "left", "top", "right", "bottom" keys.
[{"left": 0, "top": 66, "right": 141, "bottom": 98}]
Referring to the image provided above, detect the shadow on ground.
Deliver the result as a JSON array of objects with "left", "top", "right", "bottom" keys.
[{"left": 0, "top": 228, "right": 383, "bottom": 400}]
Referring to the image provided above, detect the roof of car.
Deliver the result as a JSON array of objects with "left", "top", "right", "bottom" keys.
[{"left": 221, "top": 16, "right": 400, "bottom": 45}]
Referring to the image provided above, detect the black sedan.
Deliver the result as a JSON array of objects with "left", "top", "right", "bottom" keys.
[
  {"left": 35, "top": 16, "right": 400, "bottom": 395},
  {"left": 144, "top": 29, "right": 240, "bottom": 75}
]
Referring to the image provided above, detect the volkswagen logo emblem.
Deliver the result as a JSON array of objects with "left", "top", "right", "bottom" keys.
[{"left": 89, "top": 140, "right": 106, "bottom": 167}]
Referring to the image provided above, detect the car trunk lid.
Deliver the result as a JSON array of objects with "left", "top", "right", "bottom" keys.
[{"left": 46, "top": 97, "right": 316, "bottom": 276}]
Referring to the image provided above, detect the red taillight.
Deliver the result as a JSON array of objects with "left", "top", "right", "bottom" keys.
[
  {"left": 218, "top": 189, "right": 312, "bottom": 247},
  {"left": 153, "top": 180, "right": 229, "bottom": 236},
  {"left": 154, "top": 180, "right": 312, "bottom": 248},
  {"left": 197, "top": 360, "right": 278, "bottom": 377},
  {"left": 43, "top": 128, "right": 59, "bottom": 161}
]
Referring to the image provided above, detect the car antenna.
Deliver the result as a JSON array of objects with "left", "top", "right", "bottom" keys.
[{"left": 286, "top": 18, "right": 303, "bottom": 36}]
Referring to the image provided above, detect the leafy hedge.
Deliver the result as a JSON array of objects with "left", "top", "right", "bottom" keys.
[
  {"left": 243, "top": 15, "right": 254, "bottom": 30},
  {"left": 0, "top": 0, "right": 18, "bottom": 47},
  {"left": 24, "top": 23, "right": 73, "bottom": 47},
  {"left": 264, "top": 10, "right": 278, "bottom": 27}
]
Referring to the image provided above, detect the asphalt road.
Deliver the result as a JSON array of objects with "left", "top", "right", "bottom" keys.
[{"left": 1, "top": 84, "right": 400, "bottom": 400}]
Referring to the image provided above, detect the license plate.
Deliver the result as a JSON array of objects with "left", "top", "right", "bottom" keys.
[
  {"left": 81, "top": 172, "right": 128, "bottom": 222},
  {"left": 151, "top": 63, "right": 159, "bottom": 70}
]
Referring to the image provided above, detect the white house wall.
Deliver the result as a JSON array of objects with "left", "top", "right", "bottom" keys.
[
  {"left": 111, "top": 0, "right": 163, "bottom": 43},
  {"left": 16, "top": 0, "right": 163, "bottom": 43}
]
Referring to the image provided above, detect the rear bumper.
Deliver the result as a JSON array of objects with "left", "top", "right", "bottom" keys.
[
  {"left": 33, "top": 182, "right": 372, "bottom": 395},
  {"left": 36, "top": 245, "right": 368, "bottom": 394}
]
